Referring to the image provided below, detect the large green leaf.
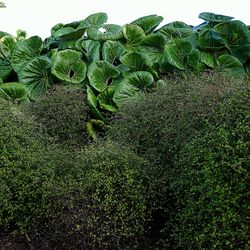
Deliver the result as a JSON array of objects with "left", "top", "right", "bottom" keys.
[
  {"left": 0, "top": 58, "right": 13, "bottom": 81},
  {"left": 50, "top": 21, "right": 88, "bottom": 50},
  {"left": 0, "top": 31, "right": 11, "bottom": 39},
  {"left": 87, "top": 24, "right": 123, "bottom": 41},
  {"left": 186, "top": 49, "right": 200, "bottom": 70},
  {"left": 11, "top": 36, "right": 42, "bottom": 73},
  {"left": 76, "top": 39, "right": 101, "bottom": 63},
  {"left": 87, "top": 60, "right": 120, "bottom": 92},
  {"left": 214, "top": 20, "right": 250, "bottom": 62},
  {"left": 84, "top": 12, "right": 108, "bottom": 27},
  {"left": 140, "top": 33, "right": 165, "bottom": 52},
  {"left": 102, "top": 40, "right": 125, "bottom": 64},
  {"left": 215, "top": 20, "right": 250, "bottom": 46},
  {"left": 51, "top": 49, "right": 87, "bottom": 84},
  {"left": 0, "top": 82, "right": 29, "bottom": 103},
  {"left": 123, "top": 71, "right": 154, "bottom": 89},
  {"left": 163, "top": 39, "right": 193, "bottom": 70},
  {"left": 53, "top": 27, "right": 76, "bottom": 39},
  {"left": 97, "top": 86, "right": 118, "bottom": 112},
  {"left": 113, "top": 80, "right": 141, "bottom": 108},
  {"left": 18, "top": 56, "right": 53, "bottom": 98},
  {"left": 198, "top": 29, "right": 225, "bottom": 51},
  {"left": 139, "top": 33, "right": 165, "bottom": 62},
  {"left": 123, "top": 24, "right": 145, "bottom": 50},
  {"left": 199, "top": 12, "right": 234, "bottom": 23},
  {"left": 200, "top": 51, "right": 217, "bottom": 68},
  {"left": 217, "top": 54, "right": 245, "bottom": 76},
  {"left": 131, "top": 14, "right": 163, "bottom": 34},
  {"left": 51, "top": 23, "right": 64, "bottom": 36},
  {"left": 52, "top": 25, "right": 87, "bottom": 40},
  {"left": 86, "top": 85, "right": 105, "bottom": 121},
  {"left": 113, "top": 71, "right": 153, "bottom": 108},
  {"left": 120, "top": 52, "right": 152, "bottom": 71},
  {"left": 0, "top": 35, "right": 16, "bottom": 58},
  {"left": 163, "top": 21, "right": 191, "bottom": 29},
  {"left": 157, "top": 25, "right": 198, "bottom": 46}
]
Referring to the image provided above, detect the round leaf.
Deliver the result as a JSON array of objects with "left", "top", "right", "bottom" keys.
[
  {"left": 84, "top": 12, "right": 108, "bottom": 27},
  {"left": 200, "top": 51, "right": 217, "bottom": 68},
  {"left": 123, "top": 24, "right": 145, "bottom": 49},
  {"left": 11, "top": 36, "right": 42, "bottom": 73},
  {"left": 120, "top": 52, "right": 152, "bottom": 71},
  {"left": 217, "top": 54, "right": 245, "bottom": 76},
  {"left": 0, "top": 35, "right": 16, "bottom": 58},
  {"left": 87, "top": 24, "right": 123, "bottom": 41},
  {"left": 51, "top": 49, "right": 87, "bottom": 84},
  {"left": 124, "top": 71, "right": 154, "bottom": 89},
  {"left": 131, "top": 14, "right": 163, "bottom": 34},
  {"left": 199, "top": 12, "right": 234, "bottom": 23},
  {"left": 198, "top": 29, "right": 224, "bottom": 51},
  {"left": 215, "top": 20, "right": 250, "bottom": 62},
  {"left": 163, "top": 39, "right": 193, "bottom": 70},
  {"left": 0, "top": 82, "right": 29, "bottom": 102},
  {"left": 18, "top": 56, "right": 53, "bottom": 98},
  {"left": 139, "top": 34, "right": 165, "bottom": 62},
  {"left": 76, "top": 39, "right": 101, "bottom": 63},
  {"left": 102, "top": 40, "right": 125, "bottom": 64},
  {"left": 0, "top": 58, "right": 13, "bottom": 81},
  {"left": 87, "top": 60, "right": 120, "bottom": 92},
  {"left": 113, "top": 80, "right": 141, "bottom": 108},
  {"left": 97, "top": 86, "right": 118, "bottom": 112}
]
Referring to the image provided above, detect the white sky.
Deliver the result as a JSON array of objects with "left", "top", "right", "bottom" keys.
[{"left": 0, "top": 0, "right": 249, "bottom": 39}]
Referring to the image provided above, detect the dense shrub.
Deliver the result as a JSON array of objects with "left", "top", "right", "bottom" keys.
[
  {"left": 107, "top": 72, "right": 250, "bottom": 247},
  {"left": 24, "top": 85, "right": 90, "bottom": 149},
  {"left": 108, "top": 72, "right": 246, "bottom": 165},
  {"left": 37, "top": 140, "right": 166, "bottom": 249},
  {"left": 170, "top": 83, "right": 250, "bottom": 249},
  {"left": 0, "top": 99, "right": 75, "bottom": 248}
]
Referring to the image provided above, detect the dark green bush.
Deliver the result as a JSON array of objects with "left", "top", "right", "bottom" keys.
[
  {"left": 40, "top": 140, "right": 164, "bottom": 249},
  {"left": 0, "top": 99, "right": 75, "bottom": 248},
  {"left": 0, "top": 99, "right": 49, "bottom": 231},
  {"left": 24, "top": 85, "right": 90, "bottom": 149},
  {"left": 107, "top": 72, "right": 249, "bottom": 247},
  {"left": 170, "top": 84, "right": 250, "bottom": 249},
  {"left": 108, "top": 72, "right": 246, "bottom": 165}
]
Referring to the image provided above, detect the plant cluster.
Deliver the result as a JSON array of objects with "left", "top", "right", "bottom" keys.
[
  {"left": 0, "top": 12, "right": 250, "bottom": 136},
  {"left": 0, "top": 11, "right": 249, "bottom": 250},
  {"left": 170, "top": 84, "right": 250, "bottom": 249},
  {"left": 23, "top": 85, "right": 90, "bottom": 148}
]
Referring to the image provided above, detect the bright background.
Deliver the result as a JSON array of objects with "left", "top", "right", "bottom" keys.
[{"left": 0, "top": 0, "right": 249, "bottom": 39}]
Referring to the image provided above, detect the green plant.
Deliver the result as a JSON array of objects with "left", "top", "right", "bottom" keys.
[
  {"left": 0, "top": 98, "right": 80, "bottom": 249},
  {"left": 23, "top": 85, "right": 90, "bottom": 148},
  {"left": 170, "top": 84, "right": 250, "bottom": 249},
  {"left": 2, "top": 11, "right": 249, "bottom": 124},
  {"left": 107, "top": 72, "right": 249, "bottom": 247},
  {"left": 0, "top": 82, "right": 29, "bottom": 103},
  {"left": 0, "top": 99, "right": 56, "bottom": 234},
  {"left": 27, "top": 140, "right": 163, "bottom": 249},
  {"left": 108, "top": 72, "right": 245, "bottom": 163}
]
